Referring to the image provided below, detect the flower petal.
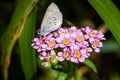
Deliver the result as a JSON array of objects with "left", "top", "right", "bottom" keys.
[
  {"left": 58, "top": 57, "right": 65, "bottom": 61},
  {"left": 95, "top": 48, "right": 100, "bottom": 53}
]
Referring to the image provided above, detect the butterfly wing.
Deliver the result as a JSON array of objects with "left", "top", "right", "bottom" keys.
[{"left": 38, "top": 3, "right": 63, "bottom": 36}]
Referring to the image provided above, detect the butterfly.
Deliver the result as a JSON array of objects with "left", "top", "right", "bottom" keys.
[{"left": 37, "top": 3, "right": 63, "bottom": 36}]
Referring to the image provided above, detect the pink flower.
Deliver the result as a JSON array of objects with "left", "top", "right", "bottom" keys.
[
  {"left": 70, "top": 44, "right": 87, "bottom": 63},
  {"left": 57, "top": 48, "right": 71, "bottom": 61},
  {"left": 31, "top": 37, "right": 47, "bottom": 52},
  {"left": 58, "top": 27, "right": 69, "bottom": 34},
  {"left": 80, "top": 46, "right": 92, "bottom": 58},
  {"left": 89, "top": 38, "right": 103, "bottom": 53},
  {"left": 31, "top": 26, "right": 106, "bottom": 67},
  {"left": 45, "top": 35, "right": 58, "bottom": 50},
  {"left": 39, "top": 50, "right": 58, "bottom": 67},
  {"left": 39, "top": 52, "right": 51, "bottom": 61},
  {"left": 82, "top": 27, "right": 105, "bottom": 40},
  {"left": 69, "top": 26, "right": 77, "bottom": 33},
  {"left": 56, "top": 33, "right": 74, "bottom": 47},
  {"left": 71, "top": 29, "right": 89, "bottom": 47}
]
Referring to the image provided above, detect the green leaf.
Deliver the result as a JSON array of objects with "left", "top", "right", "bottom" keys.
[
  {"left": 88, "top": 0, "right": 120, "bottom": 44},
  {"left": 56, "top": 72, "right": 68, "bottom": 80},
  {"left": 0, "top": 0, "right": 39, "bottom": 79},
  {"left": 75, "top": 70, "right": 82, "bottom": 80},
  {"left": 83, "top": 59, "right": 97, "bottom": 73},
  {"left": 18, "top": 7, "right": 37, "bottom": 80}
]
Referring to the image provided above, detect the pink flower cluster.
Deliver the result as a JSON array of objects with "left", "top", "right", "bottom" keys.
[{"left": 31, "top": 26, "right": 105, "bottom": 67}]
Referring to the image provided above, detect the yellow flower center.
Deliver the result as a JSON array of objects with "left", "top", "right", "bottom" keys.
[
  {"left": 73, "top": 50, "right": 81, "bottom": 58},
  {"left": 38, "top": 45, "right": 41, "bottom": 48},
  {"left": 90, "top": 32, "right": 96, "bottom": 37},
  {"left": 38, "top": 44, "right": 42, "bottom": 48},
  {"left": 76, "top": 36, "right": 84, "bottom": 42},
  {"left": 48, "top": 41, "right": 56, "bottom": 48},
  {"left": 93, "top": 41, "right": 99, "bottom": 47},
  {"left": 53, "top": 32, "right": 58, "bottom": 37},
  {"left": 40, "top": 36, "right": 46, "bottom": 39},
  {"left": 62, "top": 38, "right": 71, "bottom": 45},
  {"left": 63, "top": 52, "right": 69, "bottom": 58}
]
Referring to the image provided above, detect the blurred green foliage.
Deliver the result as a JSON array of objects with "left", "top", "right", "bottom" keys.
[
  {"left": 18, "top": 7, "right": 37, "bottom": 80},
  {"left": 0, "top": 0, "right": 120, "bottom": 80}
]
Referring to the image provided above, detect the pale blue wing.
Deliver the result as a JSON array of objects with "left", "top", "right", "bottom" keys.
[{"left": 38, "top": 3, "right": 63, "bottom": 36}]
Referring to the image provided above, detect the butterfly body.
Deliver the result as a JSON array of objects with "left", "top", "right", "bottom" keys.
[{"left": 37, "top": 3, "right": 63, "bottom": 36}]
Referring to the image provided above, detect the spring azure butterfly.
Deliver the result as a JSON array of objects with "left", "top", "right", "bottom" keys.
[{"left": 37, "top": 3, "right": 63, "bottom": 36}]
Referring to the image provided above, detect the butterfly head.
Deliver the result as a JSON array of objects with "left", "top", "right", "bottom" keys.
[{"left": 37, "top": 29, "right": 41, "bottom": 35}]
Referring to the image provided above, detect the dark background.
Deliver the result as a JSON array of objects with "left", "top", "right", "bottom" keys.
[{"left": 0, "top": 0, "right": 120, "bottom": 80}]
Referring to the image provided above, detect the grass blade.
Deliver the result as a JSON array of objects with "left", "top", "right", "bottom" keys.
[
  {"left": 88, "top": 0, "right": 120, "bottom": 43},
  {"left": 0, "top": 0, "right": 39, "bottom": 79},
  {"left": 18, "top": 7, "right": 37, "bottom": 80}
]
